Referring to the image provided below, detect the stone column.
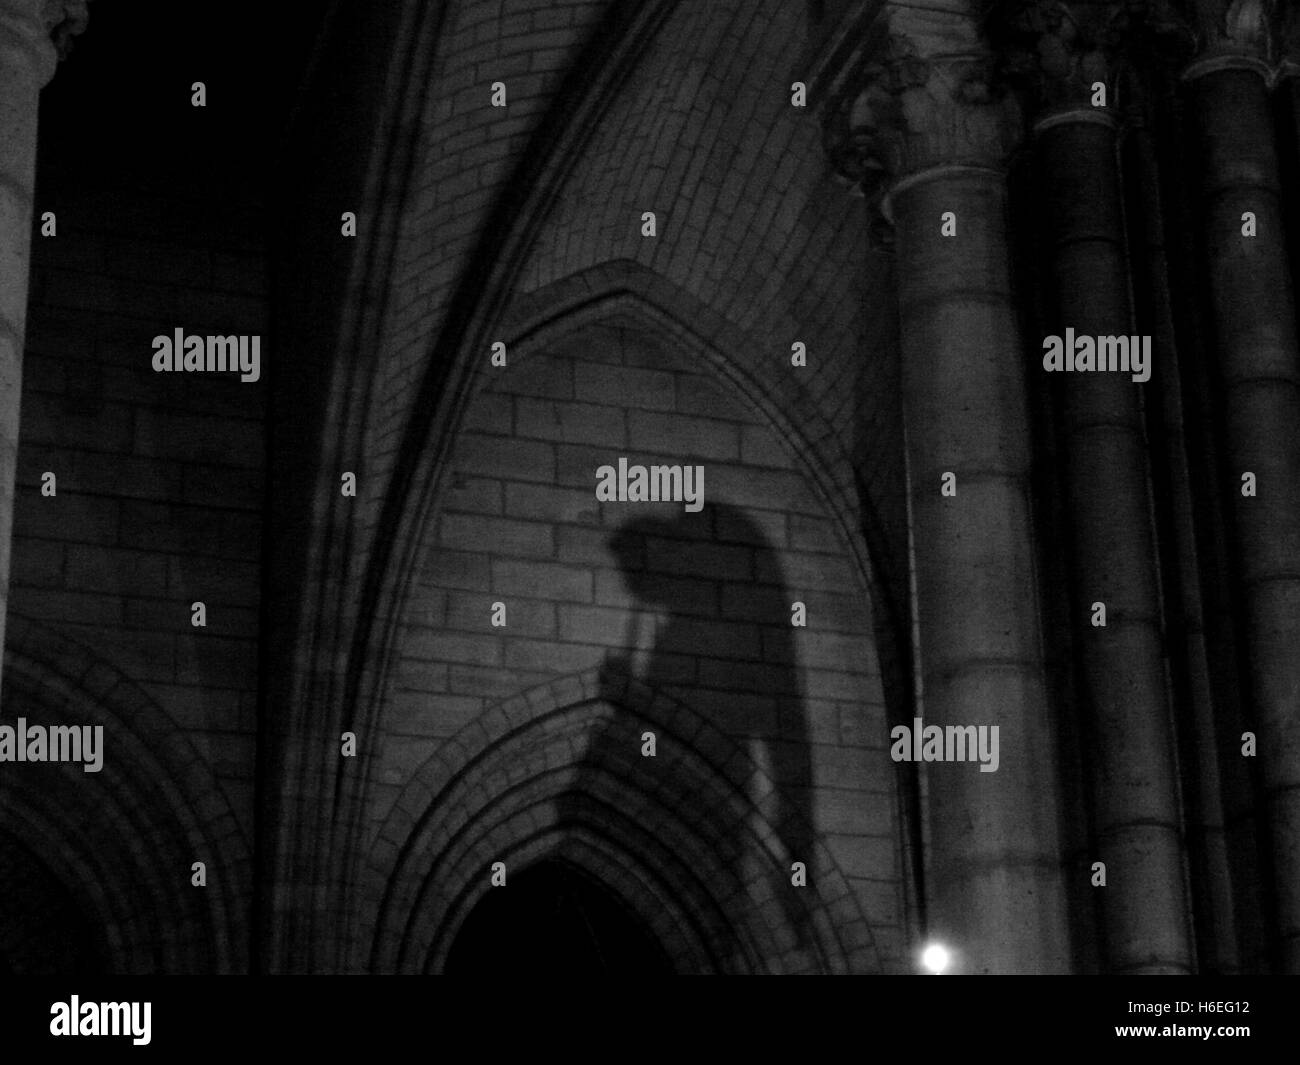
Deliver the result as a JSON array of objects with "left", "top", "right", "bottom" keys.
[
  {"left": 1000, "top": 2, "right": 1194, "bottom": 974},
  {"left": 1121, "top": 64, "right": 1242, "bottom": 974},
  {"left": 0, "top": 0, "right": 84, "bottom": 670},
  {"left": 1183, "top": 6, "right": 1300, "bottom": 973},
  {"left": 822, "top": 21, "right": 1071, "bottom": 972}
]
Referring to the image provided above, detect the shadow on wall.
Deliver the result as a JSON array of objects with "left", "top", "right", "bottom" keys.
[{"left": 564, "top": 506, "right": 814, "bottom": 967}]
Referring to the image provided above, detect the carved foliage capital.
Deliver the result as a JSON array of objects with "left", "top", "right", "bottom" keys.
[
  {"left": 989, "top": 0, "right": 1195, "bottom": 112},
  {"left": 1216, "top": 0, "right": 1272, "bottom": 57},
  {"left": 1182, "top": 0, "right": 1300, "bottom": 76},
  {"left": 822, "top": 37, "right": 1021, "bottom": 197},
  {"left": 43, "top": 0, "right": 88, "bottom": 59}
]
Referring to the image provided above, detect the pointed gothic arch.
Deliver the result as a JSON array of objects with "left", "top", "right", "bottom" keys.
[
  {"left": 0, "top": 616, "right": 249, "bottom": 972},
  {"left": 362, "top": 667, "right": 882, "bottom": 974}
]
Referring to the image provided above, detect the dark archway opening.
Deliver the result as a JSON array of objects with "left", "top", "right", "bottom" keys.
[
  {"left": 0, "top": 830, "right": 103, "bottom": 975},
  {"left": 445, "top": 858, "right": 673, "bottom": 974}
]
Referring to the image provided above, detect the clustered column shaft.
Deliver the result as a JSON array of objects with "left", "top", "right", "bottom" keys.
[
  {"left": 1186, "top": 56, "right": 1300, "bottom": 973},
  {"left": 1036, "top": 108, "right": 1194, "bottom": 973}
]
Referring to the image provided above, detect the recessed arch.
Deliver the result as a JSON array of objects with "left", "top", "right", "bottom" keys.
[
  {"left": 336, "top": 265, "right": 905, "bottom": 918},
  {"left": 0, "top": 616, "right": 249, "bottom": 972},
  {"left": 0, "top": 824, "right": 105, "bottom": 974},
  {"left": 277, "top": 0, "right": 915, "bottom": 973},
  {"left": 361, "top": 667, "right": 882, "bottom": 974},
  {"left": 443, "top": 854, "right": 676, "bottom": 974}
]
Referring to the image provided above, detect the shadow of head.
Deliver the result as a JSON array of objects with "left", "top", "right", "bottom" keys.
[{"left": 604, "top": 505, "right": 785, "bottom": 604}]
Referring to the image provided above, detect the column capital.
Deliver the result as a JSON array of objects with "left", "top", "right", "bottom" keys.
[
  {"left": 812, "top": 7, "right": 1021, "bottom": 236},
  {"left": 986, "top": 0, "right": 1194, "bottom": 126},
  {"left": 1180, "top": 0, "right": 1296, "bottom": 84},
  {"left": 824, "top": 45, "right": 1019, "bottom": 182},
  {"left": 0, "top": 0, "right": 88, "bottom": 86},
  {"left": 43, "top": 0, "right": 89, "bottom": 60}
]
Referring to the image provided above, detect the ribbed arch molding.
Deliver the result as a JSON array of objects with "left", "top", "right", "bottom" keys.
[
  {"left": 0, "top": 616, "right": 248, "bottom": 972},
  {"left": 364, "top": 667, "right": 881, "bottom": 974}
]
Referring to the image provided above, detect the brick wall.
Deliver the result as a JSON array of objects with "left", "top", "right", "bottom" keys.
[
  {"left": 377, "top": 319, "right": 906, "bottom": 969},
  {"left": 12, "top": 164, "right": 267, "bottom": 840}
]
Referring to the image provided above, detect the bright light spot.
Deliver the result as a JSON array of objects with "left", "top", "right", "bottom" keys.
[{"left": 921, "top": 943, "right": 950, "bottom": 974}]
